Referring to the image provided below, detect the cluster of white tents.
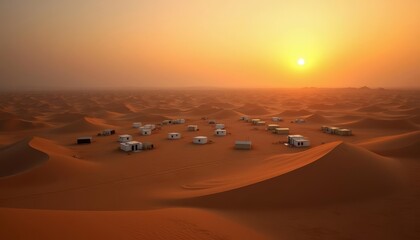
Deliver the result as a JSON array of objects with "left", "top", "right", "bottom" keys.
[
  {"left": 239, "top": 115, "right": 309, "bottom": 148},
  {"left": 77, "top": 114, "right": 353, "bottom": 152}
]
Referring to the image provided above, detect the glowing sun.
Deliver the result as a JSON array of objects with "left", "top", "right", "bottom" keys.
[{"left": 297, "top": 58, "right": 305, "bottom": 65}]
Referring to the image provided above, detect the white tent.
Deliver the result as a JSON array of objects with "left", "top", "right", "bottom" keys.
[
  {"left": 187, "top": 125, "right": 199, "bottom": 131},
  {"left": 168, "top": 132, "right": 181, "bottom": 139},
  {"left": 140, "top": 128, "right": 152, "bottom": 135},
  {"left": 215, "top": 123, "right": 225, "bottom": 129},
  {"left": 193, "top": 136, "right": 208, "bottom": 144},
  {"left": 120, "top": 141, "right": 142, "bottom": 152},
  {"left": 215, "top": 129, "right": 227, "bottom": 136},
  {"left": 118, "top": 134, "right": 133, "bottom": 143}
]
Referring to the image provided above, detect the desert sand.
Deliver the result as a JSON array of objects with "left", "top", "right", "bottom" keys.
[{"left": 0, "top": 88, "right": 419, "bottom": 239}]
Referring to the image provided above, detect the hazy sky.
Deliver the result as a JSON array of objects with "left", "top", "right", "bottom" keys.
[{"left": 1, "top": 0, "right": 419, "bottom": 90}]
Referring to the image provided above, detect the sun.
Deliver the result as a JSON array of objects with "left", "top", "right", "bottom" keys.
[{"left": 297, "top": 58, "right": 305, "bottom": 66}]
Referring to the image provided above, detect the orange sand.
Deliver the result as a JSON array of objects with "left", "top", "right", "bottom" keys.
[{"left": 0, "top": 88, "right": 419, "bottom": 239}]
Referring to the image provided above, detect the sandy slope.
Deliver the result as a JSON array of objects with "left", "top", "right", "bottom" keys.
[
  {"left": 169, "top": 142, "right": 403, "bottom": 209},
  {"left": 0, "top": 138, "right": 48, "bottom": 177},
  {"left": 358, "top": 131, "right": 420, "bottom": 158},
  {"left": 0, "top": 207, "right": 267, "bottom": 240}
]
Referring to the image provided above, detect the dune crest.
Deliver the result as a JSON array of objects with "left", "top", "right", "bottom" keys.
[
  {"left": 358, "top": 131, "right": 420, "bottom": 158},
  {"left": 0, "top": 138, "right": 49, "bottom": 177},
  {"left": 169, "top": 142, "right": 403, "bottom": 209},
  {"left": 50, "top": 117, "right": 117, "bottom": 134}
]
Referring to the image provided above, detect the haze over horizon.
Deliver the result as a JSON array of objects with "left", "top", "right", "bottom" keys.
[{"left": 1, "top": 0, "right": 419, "bottom": 90}]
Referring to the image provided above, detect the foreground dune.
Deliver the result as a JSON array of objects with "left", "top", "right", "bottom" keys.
[
  {"left": 168, "top": 142, "right": 404, "bottom": 209},
  {"left": 0, "top": 207, "right": 267, "bottom": 240}
]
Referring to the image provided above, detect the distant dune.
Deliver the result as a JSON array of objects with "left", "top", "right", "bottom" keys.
[
  {"left": 0, "top": 118, "right": 48, "bottom": 132},
  {"left": 280, "top": 109, "right": 311, "bottom": 117},
  {"left": 358, "top": 131, "right": 420, "bottom": 158},
  {"left": 235, "top": 103, "right": 271, "bottom": 115},
  {"left": 50, "top": 117, "right": 117, "bottom": 134},
  {"left": 338, "top": 117, "right": 418, "bottom": 130},
  {"left": 304, "top": 113, "right": 331, "bottom": 123}
]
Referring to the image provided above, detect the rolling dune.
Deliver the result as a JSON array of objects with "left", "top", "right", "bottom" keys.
[
  {"left": 50, "top": 117, "right": 117, "bottom": 134},
  {"left": 338, "top": 117, "right": 419, "bottom": 130},
  {"left": 0, "top": 138, "right": 48, "bottom": 177},
  {"left": 171, "top": 142, "right": 403, "bottom": 209},
  {"left": 358, "top": 131, "right": 420, "bottom": 158}
]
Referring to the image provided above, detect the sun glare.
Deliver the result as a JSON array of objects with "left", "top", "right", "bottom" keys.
[{"left": 297, "top": 58, "right": 305, "bottom": 66}]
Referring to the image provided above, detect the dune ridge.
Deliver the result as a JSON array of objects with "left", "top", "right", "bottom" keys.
[
  {"left": 169, "top": 142, "right": 403, "bottom": 209},
  {"left": 0, "top": 138, "right": 49, "bottom": 177},
  {"left": 358, "top": 131, "right": 420, "bottom": 158}
]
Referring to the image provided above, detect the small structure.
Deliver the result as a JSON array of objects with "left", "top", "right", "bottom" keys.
[
  {"left": 267, "top": 124, "right": 280, "bottom": 131},
  {"left": 215, "top": 129, "right": 227, "bottom": 136},
  {"left": 287, "top": 135, "right": 310, "bottom": 147},
  {"left": 173, "top": 119, "right": 185, "bottom": 124},
  {"left": 293, "top": 138, "right": 311, "bottom": 147},
  {"left": 140, "top": 128, "right": 152, "bottom": 135},
  {"left": 77, "top": 136, "right": 92, "bottom": 144},
  {"left": 256, "top": 121, "right": 266, "bottom": 126},
  {"left": 294, "top": 119, "right": 305, "bottom": 124},
  {"left": 187, "top": 125, "right": 199, "bottom": 131},
  {"left": 336, "top": 129, "right": 352, "bottom": 136},
  {"left": 251, "top": 119, "right": 261, "bottom": 125},
  {"left": 287, "top": 135, "right": 305, "bottom": 145},
  {"left": 98, "top": 129, "right": 115, "bottom": 136},
  {"left": 272, "top": 117, "right": 283, "bottom": 122},
  {"left": 168, "top": 132, "right": 181, "bottom": 139},
  {"left": 274, "top": 127, "right": 289, "bottom": 135},
  {"left": 142, "top": 124, "right": 156, "bottom": 130},
  {"left": 162, "top": 120, "right": 172, "bottom": 125},
  {"left": 208, "top": 119, "right": 216, "bottom": 124},
  {"left": 193, "top": 136, "right": 208, "bottom": 144},
  {"left": 143, "top": 142, "right": 154, "bottom": 150},
  {"left": 235, "top": 140, "right": 252, "bottom": 150},
  {"left": 240, "top": 116, "right": 250, "bottom": 121},
  {"left": 321, "top": 126, "right": 329, "bottom": 132},
  {"left": 118, "top": 134, "right": 132, "bottom": 143},
  {"left": 120, "top": 141, "right": 142, "bottom": 152},
  {"left": 215, "top": 123, "right": 225, "bottom": 129},
  {"left": 132, "top": 122, "right": 142, "bottom": 128}
]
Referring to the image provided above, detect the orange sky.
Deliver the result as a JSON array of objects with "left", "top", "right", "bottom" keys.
[{"left": 1, "top": 0, "right": 419, "bottom": 90}]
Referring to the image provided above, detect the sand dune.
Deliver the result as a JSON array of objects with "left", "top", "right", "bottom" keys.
[
  {"left": 47, "top": 112, "right": 86, "bottom": 123},
  {"left": 304, "top": 113, "right": 331, "bottom": 123},
  {"left": 0, "top": 138, "right": 48, "bottom": 177},
  {"left": 0, "top": 118, "right": 48, "bottom": 132},
  {"left": 358, "top": 131, "right": 420, "bottom": 158},
  {"left": 357, "top": 104, "right": 385, "bottom": 112},
  {"left": 117, "top": 112, "right": 169, "bottom": 123},
  {"left": 0, "top": 207, "right": 267, "bottom": 240},
  {"left": 207, "top": 109, "right": 243, "bottom": 119},
  {"left": 50, "top": 117, "right": 117, "bottom": 134},
  {"left": 171, "top": 142, "right": 403, "bottom": 209},
  {"left": 235, "top": 103, "right": 271, "bottom": 115},
  {"left": 338, "top": 117, "right": 418, "bottom": 130},
  {"left": 280, "top": 109, "right": 311, "bottom": 117}
]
